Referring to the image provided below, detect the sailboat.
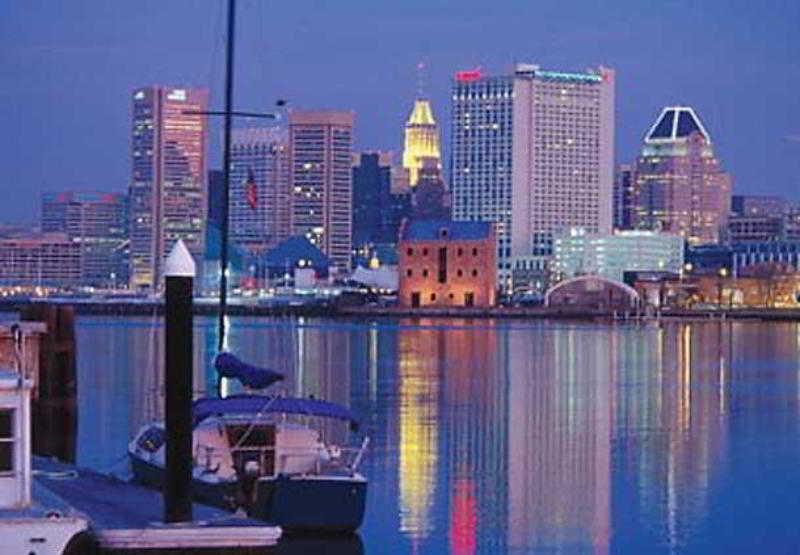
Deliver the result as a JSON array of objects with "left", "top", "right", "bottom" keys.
[{"left": 128, "top": 0, "right": 369, "bottom": 533}]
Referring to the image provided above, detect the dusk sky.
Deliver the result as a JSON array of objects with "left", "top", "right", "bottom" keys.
[{"left": 2, "top": 0, "right": 799, "bottom": 223}]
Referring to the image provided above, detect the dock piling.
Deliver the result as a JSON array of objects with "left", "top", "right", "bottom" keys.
[{"left": 164, "top": 240, "right": 195, "bottom": 523}]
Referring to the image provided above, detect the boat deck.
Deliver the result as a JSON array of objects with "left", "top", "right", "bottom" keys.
[{"left": 33, "top": 457, "right": 281, "bottom": 552}]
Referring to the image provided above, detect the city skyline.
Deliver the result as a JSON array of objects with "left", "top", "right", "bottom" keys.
[{"left": 1, "top": 0, "right": 799, "bottom": 223}]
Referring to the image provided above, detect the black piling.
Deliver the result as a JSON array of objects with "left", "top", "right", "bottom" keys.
[{"left": 163, "top": 240, "right": 195, "bottom": 523}]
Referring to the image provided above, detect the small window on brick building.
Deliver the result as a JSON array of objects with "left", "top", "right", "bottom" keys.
[
  {"left": 407, "top": 248, "right": 414, "bottom": 256},
  {"left": 472, "top": 269, "right": 478, "bottom": 277},
  {"left": 457, "top": 248, "right": 464, "bottom": 256},
  {"left": 448, "top": 293, "right": 454, "bottom": 300},
  {"left": 472, "top": 247, "right": 478, "bottom": 256},
  {"left": 430, "top": 293, "right": 436, "bottom": 301},
  {"left": 423, "top": 248, "right": 429, "bottom": 256},
  {"left": 406, "top": 269, "right": 412, "bottom": 277},
  {"left": 422, "top": 269, "right": 428, "bottom": 277},
  {"left": 457, "top": 269, "right": 463, "bottom": 277}
]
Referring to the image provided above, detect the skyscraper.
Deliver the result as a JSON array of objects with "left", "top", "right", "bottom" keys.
[
  {"left": 230, "top": 127, "right": 290, "bottom": 252},
  {"left": 41, "top": 191, "right": 128, "bottom": 287},
  {"left": 352, "top": 151, "right": 394, "bottom": 250},
  {"left": 632, "top": 106, "right": 731, "bottom": 244},
  {"left": 451, "top": 64, "right": 615, "bottom": 288},
  {"left": 129, "top": 86, "right": 208, "bottom": 290},
  {"left": 402, "top": 98, "right": 442, "bottom": 188},
  {"left": 289, "top": 110, "right": 354, "bottom": 272}
]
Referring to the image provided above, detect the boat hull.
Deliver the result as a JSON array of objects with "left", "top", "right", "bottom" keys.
[
  {"left": 252, "top": 475, "right": 367, "bottom": 533},
  {"left": 130, "top": 455, "right": 367, "bottom": 533}
]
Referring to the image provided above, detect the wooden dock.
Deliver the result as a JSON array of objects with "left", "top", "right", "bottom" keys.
[{"left": 33, "top": 457, "right": 281, "bottom": 553}]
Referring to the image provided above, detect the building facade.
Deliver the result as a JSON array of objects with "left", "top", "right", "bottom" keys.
[
  {"left": 289, "top": 110, "right": 353, "bottom": 272},
  {"left": 129, "top": 86, "right": 208, "bottom": 290},
  {"left": 230, "top": 127, "right": 290, "bottom": 252},
  {"left": 450, "top": 64, "right": 615, "bottom": 290},
  {"left": 41, "top": 191, "right": 128, "bottom": 287},
  {"left": 731, "top": 195, "right": 789, "bottom": 217},
  {"left": 402, "top": 99, "right": 441, "bottom": 188},
  {"left": 631, "top": 106, "right": 731, "bottom": 245},
  {"left": 398, "top": 220, "right": 496, "bottom": 308},
  {"left": 352, "top": 151, "right": 394, "bottom": 252},
  {"left": 0, "top": 234, "right": 81, "bottom": 287},
  {"left": 613, "top": 164, "right": 634, "bottom": 230},
  {"left": 552, "top": 227, "right": 684, "bottom": 283}
]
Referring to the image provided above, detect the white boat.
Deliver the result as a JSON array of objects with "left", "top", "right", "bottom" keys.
[{"left": 129, "top": 355, "right": 369, "bottom": 533}]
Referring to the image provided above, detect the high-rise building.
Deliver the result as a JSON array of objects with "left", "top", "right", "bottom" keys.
[
  {"left": 451, "top": 64, "right": 615, "bottom": 289},
  {"left": 632, "top": 106, "right": 731, "bottom": 245},
  {"left": 613, "top": 164, "right": 635, "bottom": 230},
  {"left": 41, "top": 191, "right": 128, "bottom": 287},
  {"left": 289, "top": 110, "right": 353, "bottom": 272},
  {"left": 230, "top": 127, "right": 290, "bottom": 252},
  {"left": 129, "top": 86, "right": 208, "bottom": 290},
  {"left": 402, "top": 99, "right": 441, "bottom": 188},
  {"left": 352, "top": 152, "right": 394, "bottom": 251}
]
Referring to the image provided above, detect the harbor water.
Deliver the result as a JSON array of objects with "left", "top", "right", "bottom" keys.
[{"left": 72, "top": 315, "right": 800, "bottom": 553}]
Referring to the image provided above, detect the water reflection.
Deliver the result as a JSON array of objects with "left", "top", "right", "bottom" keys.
[{"left": 72, "top": 316, "right": 800, "bottom": 553}]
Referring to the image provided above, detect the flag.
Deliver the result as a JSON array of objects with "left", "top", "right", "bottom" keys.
[{"left": 245, "top": 167, "right": 257, "bottom": 210}]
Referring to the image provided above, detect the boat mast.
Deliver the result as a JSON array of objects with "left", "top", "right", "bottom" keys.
[{"left": 218, "top": 0, "right": 236, "bottom": 354}]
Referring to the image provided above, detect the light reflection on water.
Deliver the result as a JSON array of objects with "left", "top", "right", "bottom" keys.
[{"left": 74, "top": 316, "right": 800, "bottom": 553}]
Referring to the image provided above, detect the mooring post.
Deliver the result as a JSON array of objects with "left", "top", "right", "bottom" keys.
[{"left": 164, "top": 240, "right": 195, "bottom": 523}]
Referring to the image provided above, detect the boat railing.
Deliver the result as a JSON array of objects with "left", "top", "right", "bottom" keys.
[{"left": 197, "top": 442, "right": 367, "bottom": 477}]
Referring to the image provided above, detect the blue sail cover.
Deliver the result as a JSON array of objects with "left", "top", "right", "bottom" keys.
[
  {"left": 214, "top": 352, "right": 285, "bottom": 389},
  {"left": 193, "top": 394, "right": 360, "bottom": 431}
]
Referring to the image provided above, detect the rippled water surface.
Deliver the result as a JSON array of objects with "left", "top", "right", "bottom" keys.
[{"left": 73, "top": 316, "right": 800, "bottom": 553}]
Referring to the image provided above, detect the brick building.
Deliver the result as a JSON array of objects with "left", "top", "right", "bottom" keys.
[{"left": 398, "top": 220, "right": 495, "bottom": 308}]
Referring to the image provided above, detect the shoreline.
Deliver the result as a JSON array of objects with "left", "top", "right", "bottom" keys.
[{"left": 1, "top": 299, "right": 799, "bottom": 321}]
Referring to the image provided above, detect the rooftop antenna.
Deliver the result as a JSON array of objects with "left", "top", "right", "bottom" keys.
[{"left": 416, "top": 60, "right": 426, "bottom": 99}]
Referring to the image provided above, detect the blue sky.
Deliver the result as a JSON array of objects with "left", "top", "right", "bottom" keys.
[{"left": 1, "top": 0, "right": 798, "bottom": 222}]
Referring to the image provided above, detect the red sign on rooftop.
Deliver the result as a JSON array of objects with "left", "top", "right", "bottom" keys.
[{"left": 455, "top": 69, "right": 482, "bottom": 82}]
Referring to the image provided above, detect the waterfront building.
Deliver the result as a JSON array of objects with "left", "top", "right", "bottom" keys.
[
  {"left": 450, "top": 64, "right": 615, "bottom": 290},
  {"left": 631, "top": 106, "right": 731, "bottom": 245},
  {"left": 545, "top": 275, "right": 639, "bottom": 310},
  {"left": 261, "top": 235, "right": 330, "bottom": 281},
  {"left": 731, "top": 241, "right": 800, "bottom": 275},
  {"left": 0, "top": 234, "right": 80, "bottom": 287},
  {"left": 552, "top": 227, "right": 684, "bottom": 283},
  {"left": 129, "top": 86, "right": 208, "bottom": 290},
  {"left": 352, "top": 152, "right": 394, "bottom": 251},
  {"left": 289, "top": 110, "right": 353, "bottom": 272},
  {"left": 634, "top": 263, "right": 800, "bottom": 308},
  {"left": 510, "top": 255, "right": 550, "bottom": 295},
  {"left": 613, "top": 164, "right": 635, "bottom": 230},
  {"left": 402, "top": 98, "right": 441, "bottom": 188},
  {"left": 398, "top": 220, "right": 496, "bottom": 308},
  {"left": 41, "top": 191, "right": 128, "bottom": 287},
  {"left": 230, "top": 127, "right": 290, "bottom": 253},
  {"left": 685, "top": 244, "right": 733, "bottom": 275}
]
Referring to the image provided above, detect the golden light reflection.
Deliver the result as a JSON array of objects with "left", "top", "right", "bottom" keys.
[{"left": 397, "top": 329, "right": 439, "bottom": 540}]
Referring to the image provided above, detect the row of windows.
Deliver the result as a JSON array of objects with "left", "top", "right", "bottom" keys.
[
  {"left": 407, "top": 247, "right": 480, "bottom": 257},
  {"left": 406, "top": 268, "right": 480, "bottom": 278}
]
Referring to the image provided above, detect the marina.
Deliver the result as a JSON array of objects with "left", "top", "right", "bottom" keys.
[{"left": 57, "top": 312, "right": 800, "bottom": 553}]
